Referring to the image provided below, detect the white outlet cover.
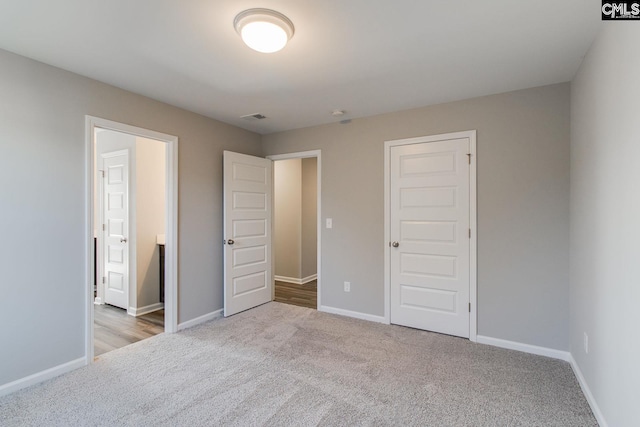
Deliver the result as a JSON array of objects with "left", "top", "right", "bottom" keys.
[
  {"left": 344, "top": 281, "right": 350, "bottom": 292},
  {"left": 326, "top": 218, "right": 333, "bottom": 229}
]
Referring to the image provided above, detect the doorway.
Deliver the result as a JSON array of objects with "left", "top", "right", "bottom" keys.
[
  {"left": 268, "top": 151, "right": 321, "bottom": 310},
  {"left": 222, "top": 150, "right": 321, "bottom": 316},
  {"left": 272, "top": 157, "right": 318, "bottom": 309},
  {"left": 384, "top": 131, "right": 477, "bottom": 340},
  {"left": 86, "top": 116, "right": 178, "bottom": 361}
]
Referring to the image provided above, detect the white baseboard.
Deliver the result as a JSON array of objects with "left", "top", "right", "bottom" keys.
[
  {"left": 128, "top": 302, "right": 164, "bottom": 317},
  {"left": 318, "top": 305, "right": 386, "bottom": 324},
  {"left": 569, "top": 355, "right": 608, "bottom": 427},
  {"left": 0, "top": 357, "right": 85, "bottom": 397},
  {"left": 177, "top": 309, "right": 223, "bottom": 331},
  {"left": 476, "top": 335, "right": 570, "bottom": 361},
  {"left": 275, "top": 274, "right": 317, "bottom": 285}
]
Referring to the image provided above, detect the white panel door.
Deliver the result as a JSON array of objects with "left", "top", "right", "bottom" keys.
[
  {"left": 390, "top": 138, "right": 470, "bottom": 337},
  {"left": 101, "top": 150, "right": 130, "bottom": 310},
  {"left": 223, "top": 151, "right": 273, "bottom": 317}
]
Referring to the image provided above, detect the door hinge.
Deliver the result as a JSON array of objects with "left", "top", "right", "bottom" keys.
[
  {"left": 469, "top": 228, "right": 471, "bottom": 239},
  {"left": 102, "top": 277, "right": 105, "bottom": 284},
  {"left": 100, "top": 170, "right": 105, "bottom": 177},
  {"left": 102, "top": 224, "right": 106, "bottom": 231},
  {"left": 469, "top": 303, "right": 471, "bottom": 312},
  {"left": 467, "top": 153, "right": 471, "bottom": 164}
]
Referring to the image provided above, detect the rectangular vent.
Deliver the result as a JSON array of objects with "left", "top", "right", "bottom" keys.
[{"left": 241, "top": 113, "right": 267, "bottom": 121}]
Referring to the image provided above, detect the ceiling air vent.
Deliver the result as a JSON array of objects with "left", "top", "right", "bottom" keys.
[{"left": 241, "top": 113, "right": 267, "bottom": 121}]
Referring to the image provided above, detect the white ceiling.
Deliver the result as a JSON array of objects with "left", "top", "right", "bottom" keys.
[{"left": 0, "top": 1, "right": 601, "bottom": 134}]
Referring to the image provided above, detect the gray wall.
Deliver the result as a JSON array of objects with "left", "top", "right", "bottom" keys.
[
  {"left": 0, "top": 48, "right": 261, "bottom": 386},
  {"left": 570, "top": 24, "right": 639, "bottom": 427},
  {"left": 135, "top": 137, "right": 166, "bottom": 309},
  {"left": 273, "top": 158, "right": 317, "bottom": 281},
  {"left": 301, "top": 158, "right": 317, "bottom": 279},
  {"left": 263, "top": 83, "right": 570, "bottom": 350},
  {"left": 274, "top": 159, "right": 302, "bottom": 279}
]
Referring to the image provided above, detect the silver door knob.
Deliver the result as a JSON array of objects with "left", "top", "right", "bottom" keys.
[
  {"left": 120, "top": 238, "right": 128, "bottom": 243},
  {"left": 227, "top": 239, "right": 235, "bottom": 245},
  {"left": 391, "top": 241, "right": 399, "bottom": 248}
]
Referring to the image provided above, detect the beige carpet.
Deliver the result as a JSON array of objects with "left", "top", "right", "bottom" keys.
[{"left": 0, "top": 302, "right": 595, "bottom": 426}]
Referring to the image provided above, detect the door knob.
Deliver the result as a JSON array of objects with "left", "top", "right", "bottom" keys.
[
  {"left": 227, "top": 239, "right": 235, "bottom": 245},
  {"left": 120, "top": 238, "right": 128, "bottom": 243},
  {"left": 391, "top": 241, "right": 399, "bottom": 248}
]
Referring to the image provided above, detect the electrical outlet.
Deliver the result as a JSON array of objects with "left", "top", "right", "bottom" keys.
[
  {"left": 344, "top": 281, "right": 351, "bottom": 292},
  {"left": 584, "top": 332, "right": 589, "bottom": 354},
  {"left": 326, "top": 218, "right": 333, "bottom": 229}
]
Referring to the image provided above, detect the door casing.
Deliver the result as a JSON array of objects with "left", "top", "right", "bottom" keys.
[
  {"left": 85, "top": 116, "right": 179, "bottom": 364},
  {"left": 384, "top": 131, "right": 477, "bottom": 341}
]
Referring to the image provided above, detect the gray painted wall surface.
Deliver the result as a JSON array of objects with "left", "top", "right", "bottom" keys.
[
  {"left": 273, "top": 158, "right": 317, "bottom": 280},
  {"left": 135, "top": 137, "right": 166, "bottom": 309},
  {"left": 263, "top": 83, "right": 571, "bottom": 350},
  {"left": 301, "top": 158, "right": 317, "bottom": 279},
  {"left": 0, "top": 48, "right": 261, "bottom": 386},
  {"left": 274, "top": 159, "right": 302, "bottom": 279},
  {"left": 570, "top": 24, "right": 639, "bottom": 427}
]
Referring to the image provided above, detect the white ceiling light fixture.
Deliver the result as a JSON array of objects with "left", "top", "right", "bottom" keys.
[{"left": 234, "top": 9, "right": 294, "bottom": 54}]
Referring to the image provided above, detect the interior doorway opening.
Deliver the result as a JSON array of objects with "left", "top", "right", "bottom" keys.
[
  {"left": 93, "top": 130, "right": 166, "bottom": 355},
  {"left": 86, "top": 116, "right": 178, "bottom": 362},
  {"left": 268, "top": 151, "right": 321, "bottom": 310}
]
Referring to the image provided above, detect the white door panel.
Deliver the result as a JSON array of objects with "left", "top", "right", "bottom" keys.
[
  {"left": 101, "top": 150, "right": 129, "bottom": 310},
  {"left": 223, "top": 151, "right": 273, "bottom": 317},
  {"left": 390, "top": 138, "right": 470, "bottom": 338}
]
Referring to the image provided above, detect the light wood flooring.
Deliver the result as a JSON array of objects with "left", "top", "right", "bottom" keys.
[
  {"left": 274, "top": 280, "right": 317, "bottom": 309},
  {"left": 94, "top": 304, "right": 164, "bottom": 357}
]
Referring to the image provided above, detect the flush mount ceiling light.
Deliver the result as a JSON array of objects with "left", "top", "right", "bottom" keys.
[{"left": 234, "top": 9, "right": 294, "bottom": 53}]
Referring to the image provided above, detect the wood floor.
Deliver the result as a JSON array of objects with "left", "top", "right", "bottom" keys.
[
  {"left": 94, "top": 304, "right": 164, "bottom": 357},
  {"left": 274, "top": 280, "right": 317, "bottom": 309}
]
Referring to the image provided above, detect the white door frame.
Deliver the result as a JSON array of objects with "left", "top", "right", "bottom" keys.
[
  {"left": 383, "top": 130, "right": 477, "bottom": 342},
  {"left": 85, "top": 116, "right": 179, "bottom": 364},
  {"left": 266, "top": 150, "right": 322, "bottom": 309}
]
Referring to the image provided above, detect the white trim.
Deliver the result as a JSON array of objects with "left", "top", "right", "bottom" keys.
[
  {"left": 468, "top": 132, "right": 477, "bottom": 342},
  {"left": 476, "top": 335, "right": 570, "bottom": 361},
  {"left": 0, "top": 357, "right": 85, "bottom": 397},
  {"left": 94, "top": 297, "right": 103, "bottom": 305},
  {"left": 383, "top": 130, "right": 478, "bottom": 341},
  {"left": 302, "top": 274, "right": 317, "bottom": 284},
  {"left": 569, "top": 355, "right": 608, "bottom": 427},
  {"left": 128, "top": 302, "right": 164, "bottom": 317},
  {"left": 267, "top": 150, "right": 322, "bottom": 310},
  {"left": 268, "top": 150, "right": 320, "bottom": 161},
  {"left": 177, "top": 309, "right": 223, "bottom": 331},
  {"left": 85, "top": 116, "right": 179, "bottom": 366},
  {"left": 274, "top": 274, "right": 317, "bottom": 285},
  {"left": 318, "top": 305, "right": 386, "bottom": 324}
]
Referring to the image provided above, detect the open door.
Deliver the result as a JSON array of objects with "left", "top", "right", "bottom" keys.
[
  {"left": 101, "top": 149, "right": 130, "bottom": 310},
  {"left": 223, "top": 151, "right": 273, "bottom": 317}
]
